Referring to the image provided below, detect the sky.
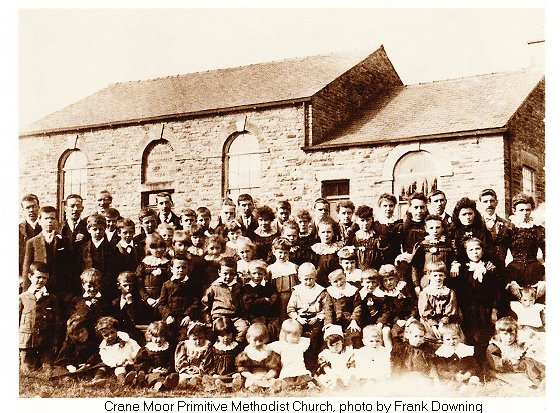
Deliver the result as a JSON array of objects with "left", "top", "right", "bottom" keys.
[{"left": 19, "top": 7, "right": 545, "bottom": 130}]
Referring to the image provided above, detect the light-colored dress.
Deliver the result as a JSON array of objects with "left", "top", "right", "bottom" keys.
[{"left": 268, "top": 337, "right": 311, "bottom": 379}]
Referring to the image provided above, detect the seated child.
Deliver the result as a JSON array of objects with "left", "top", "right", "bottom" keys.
[
  {"left": 352, "top": 269, "right": 386, "bottom": 329},
  {"left": 209, "top": 317, "right": 243, "bottom": 390},
  {"left": 286, "top": 263, "right": 328, "bottom": 371},
  {"left": 201, "top": 234, "right": 227, "bottom": 292},
  {"left": 509, "top": 286, "right": 545, "bottom": 332},
  {"left": 110, "top": 271, "right": 148, "bottom": 346},
  {"left": 486, "top": 317, "right": 545, "bottom": 389},
  {"left": 133, "top": 321, "right": 179, "bottom": 392},
  {"left": 240, "top": 260, "right": 280, "bottom": 339},
  {"left": 324, "top": 269, "right": 360, "bottom": 347},
  {"left": 337, "top": 246, "right": 363, "bottom": 288},
  {"left": 434, "top": 323, "right": 480, "bottom": 389},
  {"left": 69, "top": 268, "right": 111, "bottom": 336},
  {"left": 418, "top": 262, "right": 460, "bottom": 341},
  {"left": 391, "top": 320, "right": 438, "bottom": 381},
  {"left": 351, "top": 324, "right": 392, "bottom": 383},
  {"left": 268, "top": 319, "right": 315, "bottom": 390},
  {"left": 158, "top": 254, "right": 201, "bottom": 343},
  {"left": 89, "top": 316, "right": 140, "bottom": 386},
  {"left": 54, "top": 314, "right": 101, "bottom": 377},
  {"left": 267, "top": 237, "right": 299, "bottom": 320},
  {"left": 201, "top": 256, "right": 249, "bottom": 343},
  {"left": 175, "top": 322, "right": 213, "bottom": 389},
  {"left": 316, "top": 324, "right": 355, "bottom": 388},
  {"left": 235, "top": 322, "right": 282, "bottom": 393},
  {"left": 19, "top": 261, "right": 62, "bottom": 375}
]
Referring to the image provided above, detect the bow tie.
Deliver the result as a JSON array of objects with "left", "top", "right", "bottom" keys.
[
  {"left": 467, "top": 261, "right": 486, "bottom": 282},
  {"left": 85, "top": 298, "right": 98, "bottom": 306}
]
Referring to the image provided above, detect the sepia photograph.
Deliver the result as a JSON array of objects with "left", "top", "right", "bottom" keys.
[{"left": 16, "top": 3, "right": 553, "bottom": 408}]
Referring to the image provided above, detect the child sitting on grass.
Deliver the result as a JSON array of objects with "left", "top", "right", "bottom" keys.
[
  {"left": 175, "top": 322, "right": 213, "bottom": 390},
  {"left": 316, "top": 324, "right": 355, "bottom": 388},
  {"left": 351, "top": 324, "right": 392, "bottom": 383}
]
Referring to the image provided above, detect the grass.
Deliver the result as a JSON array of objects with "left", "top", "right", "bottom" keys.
[{"left": 19, "top": 370, "right": 544, "bottom": 399}]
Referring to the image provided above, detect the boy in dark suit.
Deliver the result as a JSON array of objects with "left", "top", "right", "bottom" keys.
[
  {"left": 19, "top": 194, "right": 42, "bottom": 279},
  {"left": 104, "top": 208, "right": 122, "bottom": 246},
  {"left": 133, "top": 207, "right": 158, "bottom": 262},
  {"left": 60, "top": 194, "right": 90, "bottom": 251},
  {"left": 116, "top": 218, "right": 141, "bottom": 272},
  {"left": 236, "top": 193, "right": 258, "bottom": 239}
]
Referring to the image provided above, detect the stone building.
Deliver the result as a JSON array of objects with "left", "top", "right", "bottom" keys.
[{"left": 19, "top": 45, "right": 544, "bottom": 221}]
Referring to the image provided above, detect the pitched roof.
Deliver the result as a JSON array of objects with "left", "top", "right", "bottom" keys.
[
  {"left": 21, "top": 48, "right": 382, "bottom": 135},
  {"left": 314, "top": 70, "right": 543, "bottom": 147}
]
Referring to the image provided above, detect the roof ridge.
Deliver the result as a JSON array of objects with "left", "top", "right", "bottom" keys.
[{"left": 406, "top": 68, "right": 541, "bottom": 87}]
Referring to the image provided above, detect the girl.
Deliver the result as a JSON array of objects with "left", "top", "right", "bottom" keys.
[
  {"left": 417, "top": 262, "right": 460, "bottom": 341},
  {"left": 434, "top": 322, "right": 480, "bottom": 388},
  {"left": 133, "top": 321, "right": 179, "bottom": 392},
  {"left": 224, "top": 220, "right": 243, "bottom": 257},
  {"left": 187, "top": 224, "right": 207, "bottom": 257},
  {"left": 267, "top": 237, "right": 299, "bottom": 321},
  {"left": 252, "top": 205, "right": 279, "bottom": 262},
  {"left": 352, "top": 205, "right": 385, "bottom": 270},
  {"left": 157, "top": 223, "right": 175, "bottom": 254},
  {"left": 324, "top": 269, "right": 360, "bottom": 346},
  {"left": 268, "top": 319, "right": 315, "bottom": 390},
  {"left": 90, "top": 316, "right": 140, "bottom": 386},
  {"left": 282, "top": 220, "right": 313, "bottom": 266},
  {"left": 337, "top": 246, "right": 363, "bottom": 287},
  {"left": 295, "top": 209, "right": 317, "bottom": 250},
  {"left": 509, "top": 286, "right": 545, "bottom": 331},
  {"left": 235, "top": 236, "right": 257, "bottom": 284},
  {"left": 136, "top": 233, "right": 170, "bottom": 321},
  {"left": 316, "top": 324, "right": 355, "bottom": 388},
  {"left": 235, "top": 322, "right": 282, "bottom": 392},
  {"left": 391, "top": 320, "right": 438, "bottom": 381},
  {"left": 210, "top": 317, "right": 243, "bottom": 389},
  {"left": 175, "top": 322, "right": 213, "bottom": 389},
  {"left": 372, "top": 193, "right": 402, "bottom": 266},
  {"left": 310, "top": 216, "right": 343, "bottom": 287},
  {"left": 351, "top": 324, "right": 392, "bottom": 383}
]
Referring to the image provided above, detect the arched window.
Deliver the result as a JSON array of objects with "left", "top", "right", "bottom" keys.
[
  {"left": 393, "top": 150, "right": 439, "bottom": 217},
  {"left": 224, "top": 132, "right": 261, "bottom": 201},
  {"left": 60, "top": 149, "right": 88, "bottom": 201}
]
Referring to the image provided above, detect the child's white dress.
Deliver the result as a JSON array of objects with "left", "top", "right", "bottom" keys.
[
  {"left": 510, "top": 301, "right": 545, "bottom": 329},
  {"left": 317, "top": 346, "right": 354, "bottom": 387},
  {"left": 268, "top": 337, "right": 311, "bottom": 379},
  {"left": 99, "top": 331, "right": 140, "bottom": 370},
  {"left": 352, "top": 346, "right": 391, "bottom": 381}
]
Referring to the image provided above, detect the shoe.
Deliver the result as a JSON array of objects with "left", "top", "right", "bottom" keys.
[
  {"left": 231, "top": 375, "right": 244, "bottom": 392},
  {"left": 117, "top": 373, "right": 126, "bottom": 385},
  {"left": 164, "top": 373, "right": 179, "bottom": 390},
  {"left": 85, "top": 377, "right": 107, "bottom": 387},
  {"left": 153, "top": 381, "right": 164, "bottom": 392},
  {"left": 270, "top": 380, "right": 283, "bottom": 394},
  {"left": 124, "top": 371, "right": 136, "bottom": 386},
  {"left": 188, "top": 376, "right": 201, "bottom": 388},
  {"left": 136, "top": 370, "right": 146, "bottom": 387},
  {"left": 247, "top": 384, "right": 261, "bottom": 393}
]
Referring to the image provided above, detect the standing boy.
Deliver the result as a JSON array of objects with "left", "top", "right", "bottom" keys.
[{"left": 19, "top": 194, "right": 42, "bottom": 277}]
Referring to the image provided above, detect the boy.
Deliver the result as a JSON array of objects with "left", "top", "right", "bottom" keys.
[
  {"left": 236, "top": 194, "right": 258, "bottom": 239},
  {"left": 180, "top": 208, "right": 197, "bottom": 235},
  {"left": 134, "top": 207, "right": 158, "bottom": 261},
  {"left": 22, "top": 206, "right": 71, "bottom": 296},
  {"left": 116, "top": 218, "right": 141, "bottom": 272},
  {"left": 104, "top": 208, "right": 121, "bottom": 245},
  {"left": 352, "top": 269, "right": 386, "bottom": 328},
  {"left": 95, "top": 190, "right": 113, "bottom": 215},
  {"left": 196, "top": 206, "right": 214, "bottom": 236},
  {"left": 201, "top": 256, "right": 249, "bottom": 342},
  {"left": 155, "top": 192, "right": 182, "bottom": 229},
  {"left": 19, "top": 194, "right": 41, "bottom": 277},
  {"left": 78, "top": 214, "right": 121, "bottom": 300},
  {"left": 110, "top": 271, "right": 148, "bottom": 345},
  {"left": 336, "top": 200, "right": 358, "bottom": 245},
  {"left": 19, "top": 261, "right": 62, "bottom": 374},
  {"left": 158, "top": 254, "right": 201, "bottom": 342},
  {"left": 273, "top": 200, "right": 292, "bottom": 234},
  {"left": 60, "top": 194, "right": 90, "bottom": 250}
]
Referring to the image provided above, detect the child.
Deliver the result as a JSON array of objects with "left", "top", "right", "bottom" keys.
[
  {"left": 175, "top": 323, "right": 214, "bottom": 389},
  {"left": 352, "top": 269, "right": 385, "bottom": 329},
  {"left": 158, "top": 254, "right": 201, "bottom": 343},
  {"left": 267, "top": 237, "right": 298, "bottom": 321},
  {"left": 411, "top": 214, "right": 454, "bottom": 291},
  {"left": 324, "top": 269, "right": 360, "bottom": 347},
  {"left": 90, "top": 316, "right": 140, "bottom": 386},
  {"left": 372, "top": 193, "right": 402, "bottom": 266},
  {"left": 78, "top": 213, "right": 121, "bottom": 300},
  {"left": 188, "top": 224, "right": 207, "bottom": 257},
  {"left": 180, "top": 208, "right": 197, "bottom": 235},
  {"left": 294, "top": 209, "right": 317, "bottom": 250},
  {"left": 171, "top": 230, "right": 190, "bottom": 257},
  {"left": 286, "top": 263, "right": 328, "bottom": 371},
  {"left": 157, "top": 222, "right": 175, "bottom": 253},
  {"left": 310, "top": 216, "right": 343, "bottom": 287},
  {"left": 202, "top": 234, "right": 227, "bottom": 292},
  {"left": 201, "top": 256, "right": 249, "bottom": 343},
  {"left": 434, "top": 323, "right": 480, "bottom": 388},
  {"left": 214, "top": 198, "right": 237, "bottom": 239},
  {"left": 155, "top": 192, "right": 182, "bottom": 229},
  {"left": 376, "top": 264, "right": 417, "bottom": 340},
  {"left": 136, "top": 233, "right": 171, "bottom": 321},
  {"left": 273, "top": 200, "right": 292, "bottom": 235},
  {"left": 509, "top": 286, "right": 545, "bottom": 331},
  {"left": 235, "top": 322, "right": 282, "bottom": 392},
  {"left": 133, "top": 207, "right": 158, "bottom": 262},
  {"left": 224, "top": 220, "right": 243, "bottom": 257},
  {"left": 110, "top": 271, "right": 148, "bottom": 345},
  {"left": 282, "top": 220, "right": 313, "bottom": 266},
  {"left": 104, "top": 208, "right": 121, "bottom": 246},
  {"left": 236, "top": 193, "right": 258, "bottom": 239},
  {"left": 336, "top": 200, "right": 358, "bottom": 246},
  {"left": 316, "top": 324, "right": 354, "bottom": 388},
  {"left": 54, "top": 314, "right": 101, "bottom": 378},
  {"left": 351, "top": 324, "right": 392, "bottom": 383},
  {"left": 337, "top": 246, "right": 363, "bottom": 287},
  {"left": 116, "top": 218, "right": 141, "bottom": 272},
  {"left": 268, "top": 319, "right": 315, "bottom": 390},
  {"left": 196, "top": 206, "right": 214, "bottom": 236},
  {"left": 418, "top": 262, "right": 460, "bottom": 341},
  {"left": 235, "top": 237, "right": 257, "bottom": 284},
  {"left": 60, "top": 194, "right": 90, "bottom": 253},
  {"left": 391, "top": 320, "right": 438, "bottom": 381},
  {"left": 352, "top": 205, "right": 385, "bottom": 270},
  {"left": 252, "top": 205, "right": 279, "bottom": 262},
  {"left": 209, "top": 317, "right": 243, "bottom": 389},
  {"left": 19, "top": 262, "right": 61, "bottom": 375},
  {"left": 240, "top": 260, "right": 280, "bottom": 339},
  {"left": 22, "top": 206, "right": 71, "bottom": 296},
  {"left": 486, "top": 317, "right": 545, "bottom": 388},
  {"left": 133, "top": 321, "right": 179, "bottom": 392}
]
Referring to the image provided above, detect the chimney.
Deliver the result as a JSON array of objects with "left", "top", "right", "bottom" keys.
[{"left": 527, "top": 39, "right": 544, "bottom": 70}]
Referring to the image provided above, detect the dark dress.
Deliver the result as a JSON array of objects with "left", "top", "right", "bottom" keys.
[
  {"left": 310, "top": 243, "right": 342, "bottom": 288},
  {"left": 211, "top": 341, "right": 242, "bottom": 377},
  {"left": 504, "top": 223, "right": 545, "bottom": 287}
]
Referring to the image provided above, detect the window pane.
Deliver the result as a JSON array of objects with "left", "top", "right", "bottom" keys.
[{"left": 226, "top": 133, "right": 260, "bottom": 195}]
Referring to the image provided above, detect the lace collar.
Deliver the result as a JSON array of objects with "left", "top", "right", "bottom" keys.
[
  {"left": 378, "top": 280, "right": 407, "bottom": 297},
  {"left": 509, "top": 215, "right": 536, "bottom": 229},
  {"left": 311, "top": 243, "right": 340, "bottom": 255},
  {"left": 213, "top": 341, "right": 239, "bottom": 352},
  {"left": 435, "top": 343, "right": 474, "bottom": 358},
  {"left": 376, "top": 215, "right": 398, "bottom": 225},
  {"left": 143, "top": 255, "right": 169, "bottom": 266},
  {"left": 327, "top": 283, "right": 358, "bottom": 299},
  {"left": 146, "top": 341, "right": 170, "bottom": 352},
  {"left": 254, "top": 227, "right": 278, "bottom": 237}
]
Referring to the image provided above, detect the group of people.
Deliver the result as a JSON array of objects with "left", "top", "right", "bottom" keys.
[{"left": 18, "top": 187, "right": 546, "bottom": 393}]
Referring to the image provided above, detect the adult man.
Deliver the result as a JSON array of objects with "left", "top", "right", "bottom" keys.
[
  {"left": 154, "top": 192, "right": 182, "bottom": 229},
  {"left": 477, "top": 188, "right": 512, "bottom": 268},
  {"left": 236, "top": 193, "right": 258, "bottom": 238},
  {"left": 96, "top": 189, "right": 113, "bottom": 215},
  {"left": 19, "top": 194, "right": 42, "bottom": 276},
  {"left": 427, "top": 190, "right": 452, "bottom": 230},
  {"left": 60, "top": 194, "right": 90, "bottom": 249}
]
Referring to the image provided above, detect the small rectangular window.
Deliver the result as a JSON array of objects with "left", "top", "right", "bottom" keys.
[
  {"left": 322, "top": 180, "right": 350, "bottom": 216},
  {"left": 522, "top": 166, "right": 536, "bottom": 198},
  {"left": 141, "top": 189, "right": 175, "bottom": 209}
]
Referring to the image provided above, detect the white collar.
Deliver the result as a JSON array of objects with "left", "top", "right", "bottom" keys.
[
  {"left": 27, "top": 219, "right": 39, "bottom": 228},
  {"left": 83, "top": 291, "right": 102, "bottom": 299},
  {"left": 100, "top": 331, "right": 130, "bottom": 349},
  {"left": 248, "top": 280, "right": 267, "bottom": 287},
  {"left": 359, "top": 287, "right": 376, "bottom": 299},
  {"left": 119, "top": 239, "right": 134, "bottom": 249},
  {"left": 311, "top": 243, "right": 339, "bottom": 255},
  {"left": 509, "top": 215, "right": 536, "bottom": 229},
  {"left": 143, "top": 255, "right": 169, "bottom": 266},
  {"left": 91, "top": 238, "right": 105, "bottom": 248},
  {"left": 376, "top": 215, "right": 397, "bottom": 225},
  {"left": 213, "top": 341, "right": 239, "bottom": 352},
  {"left": 379, "top": 280, "right": 407, "bottom": 297},
  {"left": 145, "top": 341, "right": 170, "bottom": 352},
  {"left": 484, "top": 213, "right": 497, "bottom": 221},
  {"left": 42, "top": 231, "right": 55, "bottom": 242},
  {"left": 293, "top": 283, "right": 324, "bottom": 294},
  {"left": 435, "top": 343, "right": 474, "bottom": 358},
  {"left": 28, "top": 285, "right": 48, "bottom": 295},
  {"left": 422, "top": 284, "right": 450, "bottom": 297},
  {"left": 326, "top": 283, "right": 358, "bottom": 299}
]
